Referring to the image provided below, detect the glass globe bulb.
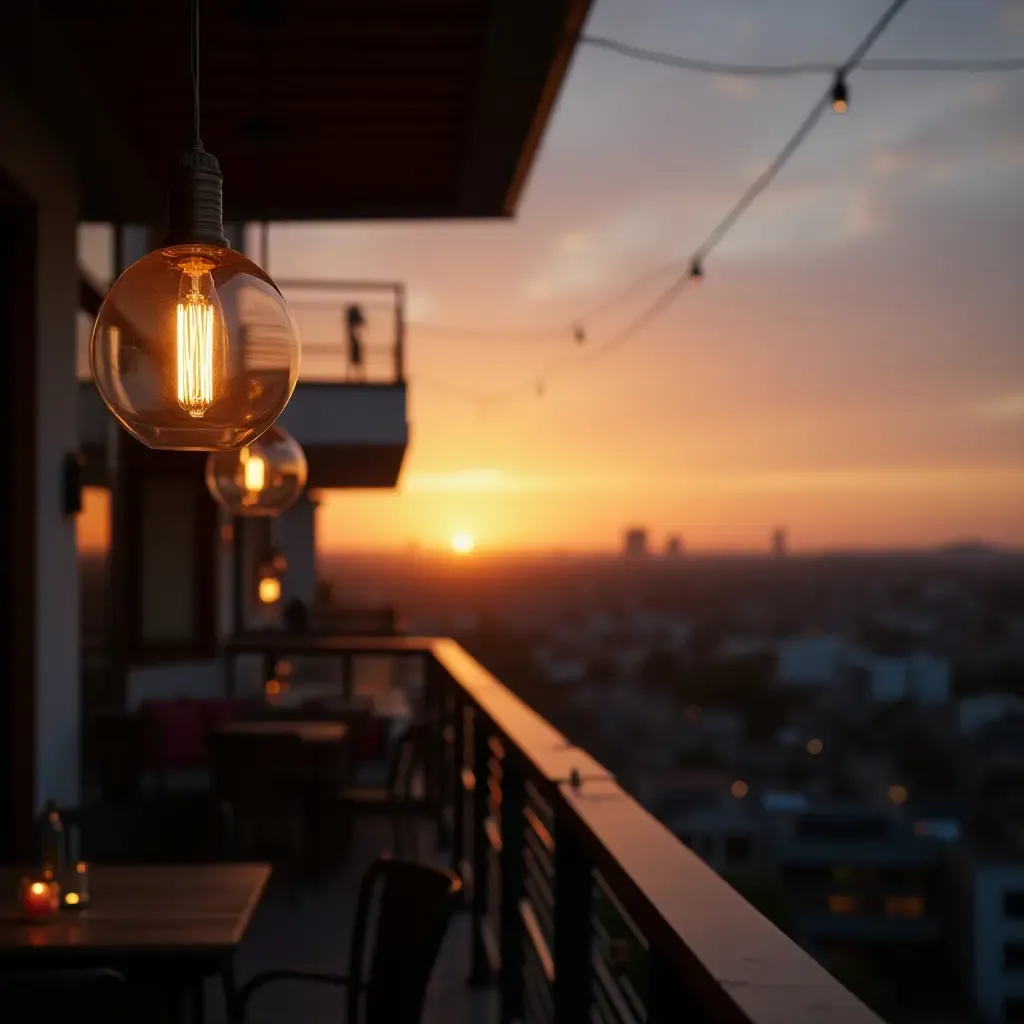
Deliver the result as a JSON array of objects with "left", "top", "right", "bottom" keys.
[
  {"left": 205, "top": 425, "right": 308, "bottom": 517},
  {"left": 90, "top": 244, "right": 300, "bottom": 450}
]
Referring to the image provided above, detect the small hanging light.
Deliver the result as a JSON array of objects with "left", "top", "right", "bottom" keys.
[
  {"left": 205, "top": 425, "right": 307, "bottom": 516},
  {"left": 89, "top": 0, "right": 300, "bottom": 450},
  {"left": 831, "top": 71, "right": 849, "bottom": 114},
  {"left": 258, "top": 575, "right": 282, "bottom": 605},
  {"left": 689, "top": 258, "right": 704, "bottom": 284}
]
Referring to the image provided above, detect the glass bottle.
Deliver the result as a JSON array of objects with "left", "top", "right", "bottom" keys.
[{"left": 36, "top": 799, "right": 65, "bottom": 876}]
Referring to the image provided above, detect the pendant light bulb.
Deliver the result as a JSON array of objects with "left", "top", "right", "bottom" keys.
[
  {"left": 206, "top": 425, "right": 307, "bottom": 517},
  {"left": 88, "top": 0, "right": 300, "bottom": 451},
  {"left": 689, "top": 258, "right": 704, "bottom": 284}
]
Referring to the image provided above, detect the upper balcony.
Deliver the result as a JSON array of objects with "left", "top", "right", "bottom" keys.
[{"left": 77, "top": 277, "right": 409, "bottom": 489}]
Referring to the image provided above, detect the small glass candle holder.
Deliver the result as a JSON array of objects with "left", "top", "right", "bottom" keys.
[
  {"left": 20, "top": 876, "right": 61, "bottom": 922},
  {"left": 62, "top": 861, "right": 90, "bottom": 911}
]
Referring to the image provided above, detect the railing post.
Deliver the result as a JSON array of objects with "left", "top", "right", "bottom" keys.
[
  {"left": 498, "top": 760, "right": 525, "bottom": 1024},
  {"left": 468, "top": 716, "right": 492, "bottom": 988},
  {"left": 451, "top": 691, "right": 466, "bottom": 885},
  {"left": 648, "top": 949, "right": 697, "bottom": 1024},
  {"left": 424, "top": 654, "right": 448, "bottom": 846},
  {"left": 552, "top": 811, "right": 591, "bottom": 1022},
  {"left": 340, "top": 651, "right": 354, "bottom": 701},
  {"left": 394, "top": 284, "right": 406, "bottom": 382}
]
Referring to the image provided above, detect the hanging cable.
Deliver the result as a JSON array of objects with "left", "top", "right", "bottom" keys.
[
  {"left": 580, "top": 33, "right": 1024, "bottom": 77},
  {"left": 190, "top": 0, "right": 202, "bottom": 146},
  {"left": 415, "top": 0, "right": 915, "bottom": 409}
]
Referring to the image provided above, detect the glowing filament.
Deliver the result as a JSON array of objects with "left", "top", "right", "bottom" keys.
[
  {"left": 240, "top": 447, "right": 268, "bottom": 506},
  {"left": 258, "top": 576, "right": 281, "bottom": 604},
  {"left": 176, "top": 261, "right": 215, "bottom": 418}
]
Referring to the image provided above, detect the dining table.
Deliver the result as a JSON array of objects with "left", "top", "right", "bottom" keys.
[
  {"left": 0, "top": 862, "right": 270, "bottom": 1022},
  {"left": 215, "top": 719, "right": 348, "bottom": 744}
]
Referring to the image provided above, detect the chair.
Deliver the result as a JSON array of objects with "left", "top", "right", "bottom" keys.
[
  {"left": 235, "top": 857, "right": 461, "bottom": 1024},
  {"left": 88, "top": 712, "right": 146, "bottom": 802},
  {"left": 209, "top": 731, "right": 307, "bottom": 878},
  {"left": 0, "top": 967, "right": 152, "bottom": 1024},
  {"left": 335, "top": 720, "right": 431, "bottom": 860}
]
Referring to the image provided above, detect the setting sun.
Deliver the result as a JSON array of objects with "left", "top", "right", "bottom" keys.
[{"left": 451, "top": 532, "right": 476, "bottom": 555}]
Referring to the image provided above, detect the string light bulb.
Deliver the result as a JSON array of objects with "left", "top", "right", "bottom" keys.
[
  {"left": 831, "top": 71, "right": 849, "bottom": 113},
  {"left": 689, "top": 258, "right": 704, "bottom": 284},
  {"left": 89, "top": 0, "right": 300, "bottom": 450},
  {"left": 205, "top": 425, "right": 307, "bottom": 516}
]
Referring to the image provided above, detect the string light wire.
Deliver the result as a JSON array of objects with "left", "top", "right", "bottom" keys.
[{"left": 412, "top": 0, "right": 1017, "bottom": 407}]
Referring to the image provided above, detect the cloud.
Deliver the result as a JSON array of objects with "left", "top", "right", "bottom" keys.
[
  {"left": 701, "top": 467, "right": 1023, "bottom": 495},
  {"left": 1001, "top": 4, "right": 1024, "bottom": 35},
  {"left": 713, "top": 75, "right": 757, "bottom": 100},
  {"left": 974, "top": 392, "right": 1024, "bottom": 421}
]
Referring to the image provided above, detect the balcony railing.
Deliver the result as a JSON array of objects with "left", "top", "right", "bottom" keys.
[
  {"left": 225, "top": 635, "right": 884, "bottom": 1024},
  {"left": 76, "top": 276, "right": 407, "bottom": 385},
  {"left": 277, "top": 278, "right": 405, "bottom": 385}
]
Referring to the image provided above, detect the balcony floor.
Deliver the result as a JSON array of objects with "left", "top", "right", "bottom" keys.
[{"left": 200, "top": 815, "right": 494, "bottom": 1024}]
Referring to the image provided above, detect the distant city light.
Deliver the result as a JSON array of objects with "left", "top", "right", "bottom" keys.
[
  {"left": 888, "top": 784, "right": 909, "bottom": 805},
  {"left": 807, "top": 738, "right": 823, "bottom": 755},
  {"left": 731, "top": 780, "right": 749, "bottom": 799}
]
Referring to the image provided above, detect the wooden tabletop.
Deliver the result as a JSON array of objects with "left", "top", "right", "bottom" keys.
[
  {"left": 0, "top": 863, "right": 270, "bottom": 956},
  {"left": 216, "top": 720, "right": 348, "bottom": 743}
]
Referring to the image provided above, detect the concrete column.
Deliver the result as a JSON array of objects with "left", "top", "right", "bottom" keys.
[{"left": 0, "top": 86, "right": 82, "bottom": 810}]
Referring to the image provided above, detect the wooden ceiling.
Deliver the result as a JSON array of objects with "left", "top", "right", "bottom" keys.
[{"left": 41, "top": 0, "right": 591, "bottom": 222}]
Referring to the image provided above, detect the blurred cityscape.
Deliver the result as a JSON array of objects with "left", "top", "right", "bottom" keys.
[{"left": 313, "top": 533, "right": 1024, "bottom": 1023}]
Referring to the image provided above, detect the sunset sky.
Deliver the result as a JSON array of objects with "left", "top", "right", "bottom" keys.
[{"left": 83, "top": 0, "right": 1024, "bottom": 555}]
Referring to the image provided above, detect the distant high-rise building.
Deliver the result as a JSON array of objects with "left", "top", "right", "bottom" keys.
[
  {"left": 623, "top": 528, "right": 649, "bottom": 558},
  {"left": 664, "top": 534, "right": 684, "bottom": 558},
  {"left": 772, "top": 527, "right": 789, "bottom": 558}
]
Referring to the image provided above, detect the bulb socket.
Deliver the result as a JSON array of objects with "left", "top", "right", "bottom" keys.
[{"left": 164, "top": 145, "right": 230, "bottom": 248}]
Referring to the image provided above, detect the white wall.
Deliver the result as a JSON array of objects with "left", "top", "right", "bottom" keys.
[{"left": 0, "top": 85, "right": 81, "bottom": 810}]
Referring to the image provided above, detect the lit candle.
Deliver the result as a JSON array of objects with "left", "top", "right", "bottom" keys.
[
  {"left": 62, "top": 862, "right": 90, "bottom": 910},
  {"left": 21, "top": 877, "right": 60, "bottom": 921}
]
